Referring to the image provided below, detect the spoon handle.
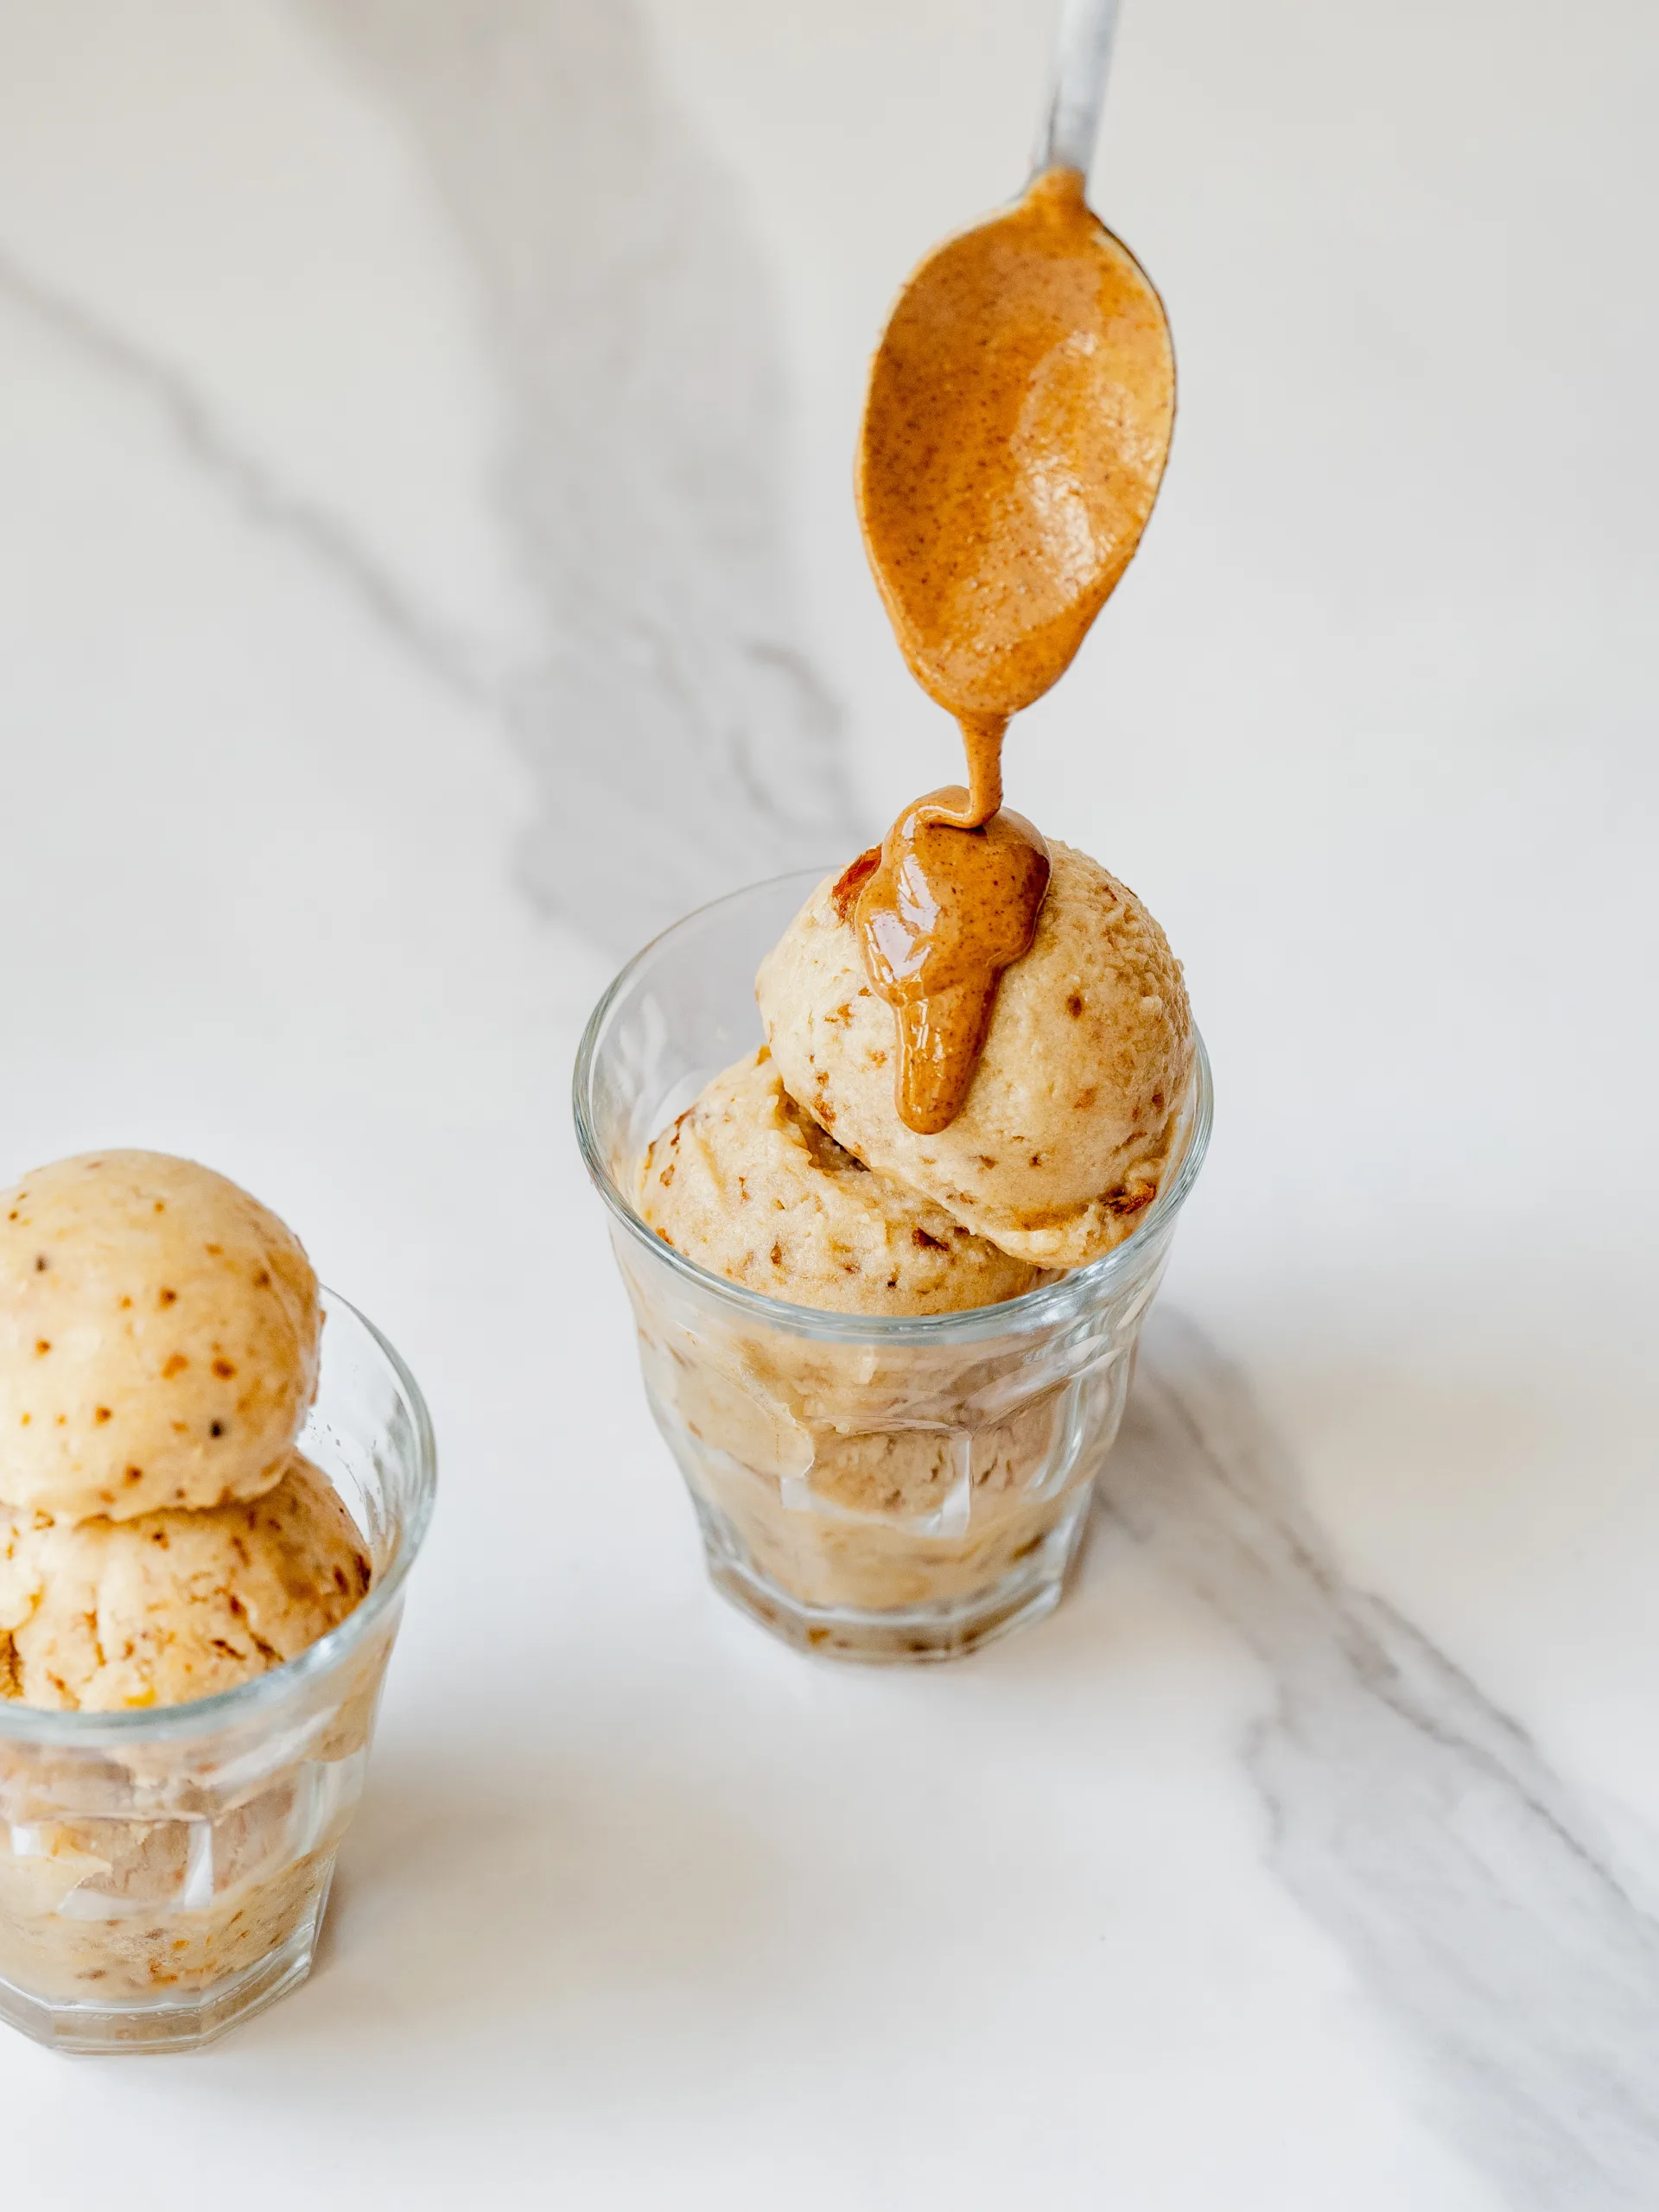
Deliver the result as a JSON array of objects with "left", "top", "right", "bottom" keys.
[{"left": 1031, "top": 0, "right": 1123, "bottom": 179}]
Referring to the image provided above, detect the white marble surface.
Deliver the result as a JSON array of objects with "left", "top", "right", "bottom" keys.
[{"left": 0, "top": 0, "right": 1656, "bottom": 2203}]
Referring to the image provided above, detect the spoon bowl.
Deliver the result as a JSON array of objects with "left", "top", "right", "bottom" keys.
[{"left": 856, "top": 166, "right": 1175, "bottom": 723}]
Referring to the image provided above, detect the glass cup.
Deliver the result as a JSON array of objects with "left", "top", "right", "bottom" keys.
[
  {"left": 575, "top": 870, "right": 1211, "bottom": 1663},
  {"left": 0, "top": 1289, "right": 436, "bottom": 2053}
]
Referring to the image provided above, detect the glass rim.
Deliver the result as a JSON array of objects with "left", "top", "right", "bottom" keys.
[
  {"left": 571, "top": 865, "right": 1214, "bottom": 1346},
  {"left": 0, "top": 1286, "right": 438, "bottom": 1747}
]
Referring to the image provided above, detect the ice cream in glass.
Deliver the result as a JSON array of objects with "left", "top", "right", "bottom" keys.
[{"left": 0, "top": 1151, "right": 434, "bottom": 2050}]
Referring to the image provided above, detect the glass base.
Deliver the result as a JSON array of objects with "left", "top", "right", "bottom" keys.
[
  {"left": 0, "top": 1859, "right": 335, "bottom": 2056},
  {"left": 694, "top": 1485, "right": 1094, "bottom": 1663}
]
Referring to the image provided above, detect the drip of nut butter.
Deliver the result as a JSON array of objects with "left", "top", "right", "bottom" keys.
[{"left": 849, "top": 164, "right": 1175, "bottom": 1135}]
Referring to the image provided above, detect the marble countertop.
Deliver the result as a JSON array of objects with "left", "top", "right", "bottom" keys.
[{"left": 1, "top": 0, "right": 1656, "bottom": 2203}]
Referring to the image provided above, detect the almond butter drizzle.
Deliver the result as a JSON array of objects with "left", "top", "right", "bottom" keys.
[{"left": 850, "top": 165, "right": 1175, "bottom": 1133}]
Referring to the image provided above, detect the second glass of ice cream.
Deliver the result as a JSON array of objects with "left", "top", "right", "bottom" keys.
[{"left": 0, "top": 1154, "right": 435, "bottom": 2050}]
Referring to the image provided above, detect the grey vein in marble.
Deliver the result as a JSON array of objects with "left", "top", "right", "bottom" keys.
[
  {"left": 0, "top": 245, "right": 510, "bottom": 720},
  {"left": 297, "top": 0, "right": 864, "bottom": 945},
  {"left": 1114, "top": 1313, "right": 1659, "bottom": 2212}
]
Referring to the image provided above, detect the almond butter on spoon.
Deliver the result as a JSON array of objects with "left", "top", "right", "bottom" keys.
[
  {"left": 856, "top": 165, "right": 1174, "bottom": 761},
  {"left": 851, "top": 0, "right": 1176, "bottom": 1137}
]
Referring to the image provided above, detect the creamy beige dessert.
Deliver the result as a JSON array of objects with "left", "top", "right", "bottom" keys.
[
  {"left": 0, "top": 1453, "right": 368, "bottom": 1713},
  {"left": 0, "top": 1808, "right": 341, "bottom": 2012},
  {"left": 641, "top": 1047, "right": 1044, "bottom": 1315},
  {"left": 760, "top": 842, "right": 1192, "bottom": 1269},
  {"left": 0, "top": 1152, "right": 374, "bottom": 2012},
  {"left": 631, "top": 854, "right": 1189, "bottom": 1624},
  {"left": 0, "top": 1152, "right": 321, "bottom": 1523},
  {"left": 0, "top": 1612, "right": 388, "bottom": 2009}
]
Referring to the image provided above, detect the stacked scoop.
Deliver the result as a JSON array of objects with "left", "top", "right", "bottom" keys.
[
  {"left": 0, "top": 1153, "right": 369, "bottom": 1712},
  {"left": 642, "top": 839, "right": 1194, "bottom": 1303}
]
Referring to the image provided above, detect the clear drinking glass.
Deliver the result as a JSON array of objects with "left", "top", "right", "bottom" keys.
[
  {"left": 574, "top": 870, "right": 1211, "bottom": 1663},
  {"left": 0, "top": 1289, "right": 436, "bottom": 2053}
]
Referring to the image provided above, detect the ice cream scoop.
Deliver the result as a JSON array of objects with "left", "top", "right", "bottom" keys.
[
  {"left": 759, "top": 842, "right": 1192, "bottom": 1269},
  {"left": 0, "top": 1451, "right": 369, "bottom": 1712},
  {"left": 0, "top": 1152, "right": 321, "bottom": 1523},
  {"left": 639, "top": 1047, "right": 1045, "bottom": 1316}
]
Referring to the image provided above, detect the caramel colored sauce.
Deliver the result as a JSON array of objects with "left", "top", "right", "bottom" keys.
[
  {"left": 837, "top": 796, "right": 1051, "bottom": 1135},
  {"left": 850, "top": 166, "right": 1173, "bottom": 1133},
  {"left": 928, "top": 712, "right": 1008, "bottom": 829}
]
